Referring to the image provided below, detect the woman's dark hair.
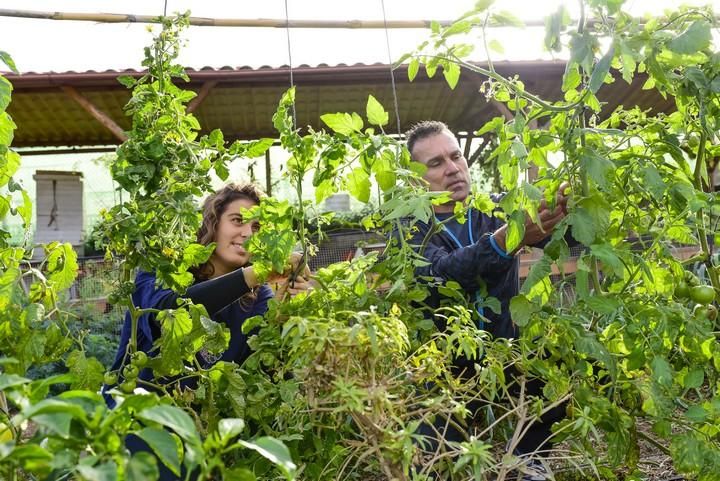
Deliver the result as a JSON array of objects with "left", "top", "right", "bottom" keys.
[{"left": 191, "top": 183, "right": 265, "bottom": 307}]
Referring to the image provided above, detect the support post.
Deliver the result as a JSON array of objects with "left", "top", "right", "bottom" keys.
[
  {"left": 265, "top": 150, "right": 272, "bottom": 196},
  {"left": 187, "top": 80, "right": 218, "bottom": 113},
  {"left": 61, "top": 85, "right": 127, "bottom": 142}
]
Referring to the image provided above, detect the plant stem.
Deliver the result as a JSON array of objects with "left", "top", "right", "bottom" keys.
[{"left": 692, "top": 109, "right": 720, "bottom": 292}]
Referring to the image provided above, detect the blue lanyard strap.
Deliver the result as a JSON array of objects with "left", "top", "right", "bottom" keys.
[{"left": 435, "top": 209, "right": 485, "bottom": 329}]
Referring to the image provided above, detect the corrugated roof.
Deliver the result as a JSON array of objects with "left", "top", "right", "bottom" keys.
[{"left": 3, "top": 61, "right": 675, "bottom": 149}]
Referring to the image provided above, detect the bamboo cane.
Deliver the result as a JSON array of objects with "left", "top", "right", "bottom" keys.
[{"left": 0, "top": 8, "right": 460, "bottom": 28}]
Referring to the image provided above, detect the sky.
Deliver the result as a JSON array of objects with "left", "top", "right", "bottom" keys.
[{"left": 1, "top": 0, "right": 717, "bottom": 73}]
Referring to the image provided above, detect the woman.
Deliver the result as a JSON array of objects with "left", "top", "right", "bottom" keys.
[
  {"left": 104, "top": 183, "right": 308, "bottom": 401},
  {"left": 102, "top": 183, "right": 309, "bottom": 479}
]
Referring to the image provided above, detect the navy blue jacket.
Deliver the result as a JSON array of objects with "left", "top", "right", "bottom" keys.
[
  {"left": 103, "top": 270, "right": 272, "bottom": 407},
  {"left": 410, "top": 199, "right": 520, "bottom": 341}
]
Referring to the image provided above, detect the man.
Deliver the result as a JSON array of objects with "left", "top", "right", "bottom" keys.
[{"left": 406, "top": 120, "right": 569, "bottom": 479}]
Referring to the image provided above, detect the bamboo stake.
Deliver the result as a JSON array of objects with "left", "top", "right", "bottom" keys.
[
  {"left": 0, "top": 8, "right": 679, "bottom": 30},
  {"left": 0, "top": 8, "right": 458, "bottom": 28}
]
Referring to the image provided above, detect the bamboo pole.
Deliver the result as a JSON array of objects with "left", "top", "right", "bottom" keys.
[
  {"left": 0, "top": 9, "right": 458, "bottom": 28},
  {"left": 0, "top": 8, "right": 678, "bottom": 30},
  {"left": 61, "top": 85, "right": 128, "bottom": 142}
]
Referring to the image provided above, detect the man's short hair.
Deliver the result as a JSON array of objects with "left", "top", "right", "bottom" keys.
[{"left": 406, "top": 120, "right": 450, "bottom": 159}]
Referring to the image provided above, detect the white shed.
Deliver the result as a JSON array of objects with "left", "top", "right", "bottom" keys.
[{"left": 33, "top": 170, "right": 84, "bottom": 258}]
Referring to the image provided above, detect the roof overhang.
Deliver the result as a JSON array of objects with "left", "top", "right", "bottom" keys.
[{"left": 3, "top": 61, "right": 675, "bottom": 149}]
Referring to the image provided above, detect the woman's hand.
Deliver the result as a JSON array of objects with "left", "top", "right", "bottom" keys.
[
  {"left": 243, "top": 252, "right": 311, "bottom": 289},
  {"left": 272, "top": 275, "right": 315, "bottom": 301}
]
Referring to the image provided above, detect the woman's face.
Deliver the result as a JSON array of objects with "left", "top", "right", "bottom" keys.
[{"left": 209, "top": 198, "right": 259, "bottom": 278}]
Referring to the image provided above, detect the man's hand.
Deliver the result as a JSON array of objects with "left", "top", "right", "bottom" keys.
[{"left": 492, "top": 182, "right": 571, "bottom": 254}]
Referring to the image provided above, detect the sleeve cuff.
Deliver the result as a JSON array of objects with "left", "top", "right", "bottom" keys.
[{"left": 489, "top": 234, "right": 513, "bottom": 259}]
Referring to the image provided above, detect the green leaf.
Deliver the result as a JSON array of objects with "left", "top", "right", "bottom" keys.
[
  {"left": 671, "top": 434, "right": 704, "bottom": 473},
  {"left": 443, "top": 20, "right": 473, "bottom": 37},
  {"left": 408, "top": 58, "right": 420, "bottom": 81},
  {"left": 136, "top": 427, "right": 182, "bottom": 477},
  {"left": 77, "top": 461, "right": 118, "bottom": 481},
  {"left": 475, "top": 0, "right": 495, "bottom": 11},
  {"left": 238, "top": 437, "right": 296, "bottom": 480},
  {"left": 3, "top": 444, "right": 54, "bottom": 469},
  {"left": 590, "top": 243, "right": 623, "bottom": 277},
  {"left": 375, "top": 170, "right": 396, "bottom": 191},
  {"left": 683, "top": 368, "right": 704, "bottom": 389},
  {"left": 442, "top": 61, "right": 461, "bottom": 90},
  {"left": 545, "top": 5, "right": 569, "bottom": 53},
  {"left": 505, "top": 210, "right": 525, "bottom": 253},
  {"left": 567, "top": 199, "right": 608, "bottom": 246},
  {"left": 488, "top": 39, "right": 505, "bottom": 54},
  {"left": 155, "top": 308, "right": 195, "bottom": 375},
  {"left": 31, "top": 412, "right": 72, "bottom": 438},
  {"left": 521, "top": 182, "right": 542, "bottom": 202},
  {"left": 651, "top": 356, "right": 673, "bottom": 388},
  {"left": 476, "top": 116, "right": 504, "bottom": 136},
  {"left": 574, "top": 334, "right": 615, "bottom": 377},
  {"left": 198, "top": 312, "right": 230, "bottom": 355},
  {"left": 225, "top": 468, "right": 257, "bottom": 481},
  {"left": 585, "top": 294, "right": 620, "bottom": 314},
  {"left": 0, "top": 373, "right": 30, "bottom": 391},
  {"left": 562, "top": 64, "right": 581, "bottom": 92},
  {"left": 521, "top": 256, "right": 552, "bottom": 294},
  {"left": 425, "top": 60, "right": 438, "bottom": 79},
  {"left": 366, "top": 95, "right": 389, "bottom": 127},
  {"left": 0, "top": 150, "right": 20, "bottom": 187},
  {"left": 182, "top": 243, "right": 214, "bottom": 268},
  {"left": 244, "top": 138, "right": 275, "bottom": 158},
  {"left": 315, "top": 179, "right": 335, "bottom": 204},
  {"left": 668, "top": 21, "right": 711, "bottom": 55},
  {"left": 66, "top": 350, "right": 105, "bottom": 390},
  {"left": 23, "top": 399, "right": 88, "bottom": 423},
  {"left": 490, "top": 11, "right": 524, "bottom": 27},
  {"left": 509, "top": 294, "right": 539, "bottom": 327},
  {"left": 641, "top": 165, "right": 666, "bottom": 200},
  {"left": 320, "top": 112, "right": 363, "bottom": 135},
  {"left": 345, "top": 167, "right": 371, "bottom": 203},
  {"left": 17, "top": 190, "right": 32, "bottom": 227},
  {"left": 588, "top": 44, "right": 614, "bottom": 93},
  {"left": 0, "top": 76, "right": 12, "bottom": 113},
  {"left": 117, "top": 75, "right": 136, "bottom": 88},
  {"left": 684, "top": 405, "right": 706, "bottom": 423},
  {"left": 218, "top": 418, "right": 246, "bottom": 442},
  {"left": 0, "top": 51, "right": 18, "bottom": 74},
  {"left": 46, "top": 243, "right": 79, "bottom": 290},
  {"left": 138, "top": 405, "right": 200, "bottom": 445},
  {"left": 126, "top": 452, "right": 160, "bottom": 481}
]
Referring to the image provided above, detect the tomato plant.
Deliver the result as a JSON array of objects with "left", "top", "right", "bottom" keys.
[
  {"left": 400, "top": 0, "right": 720, "bottom": 478},
  {"left": 4, "top": 2, "right": 720, "bottom": 480}
]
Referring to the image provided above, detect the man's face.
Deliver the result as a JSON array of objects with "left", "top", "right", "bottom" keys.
[{"left": 411, "top": 130, "right": 471, "bottom": 210}]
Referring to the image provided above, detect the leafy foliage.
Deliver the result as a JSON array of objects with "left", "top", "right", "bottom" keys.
[{"left": 6, "top": 2, "right": 720, "bottom": 480}]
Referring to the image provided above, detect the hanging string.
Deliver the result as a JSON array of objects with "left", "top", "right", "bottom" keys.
[
  {"left": 283, "top": 0, "right": 298, "bottom": 129},
  {"left": 380, "top": 0, "right": 402, "bottom": 138}
]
